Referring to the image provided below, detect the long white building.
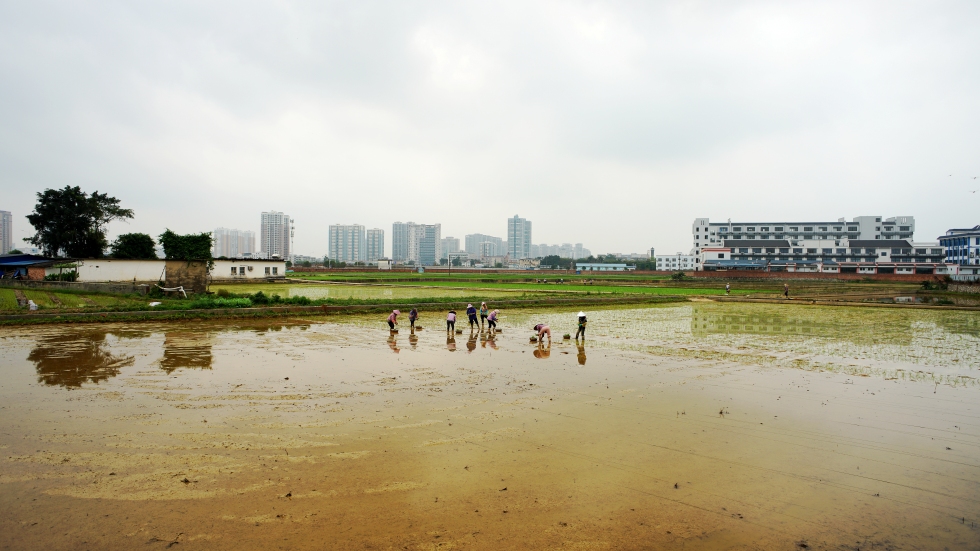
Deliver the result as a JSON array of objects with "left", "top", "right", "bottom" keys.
[{"left": 693, "top": 216, "right": 915, "bottom": 255}]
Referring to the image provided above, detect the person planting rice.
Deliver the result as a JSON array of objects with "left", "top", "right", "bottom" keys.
[
  {"left": 487, "top": 309, "right": 499, "bottom": 332},
  {"left": 409, "top": 308, "right": 419, "bottom": 330},
  {"left": 466, "top": 304, "right": 478, "bottom": 329},
  {"left": 387, "top": 310, "right": 399, "bottom": 330},
  {"left": 533, "top": 323, "right": 551, "bottom": 342},
  {"left": 479, "top": 302, "right": 489, "bottom": 329},
  {"left": 447, "top": 309, "right": 457, "bottom": 332},
  {"left": 575, "top": 311, "right": 587, "bottom": 340}
]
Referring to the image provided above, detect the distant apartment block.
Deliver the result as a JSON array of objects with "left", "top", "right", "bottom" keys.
[
  {"left": 260, "top": 211, "right": 292, "bottom": 260},
  {"left": 507, "top": 215, "right": 532, "bottom": 259},
  {"left": 0, "top": 210, "right": 11, "bottom": 254},
  {"left": 531, "top": 243, "right": 590, "bottom": 259},
  {"left": 365, "top": 228, "right": 384, "bottom": 262},
  {"left": 213, "top": 228, "right": 255, "bottom": 258},
  {"left": 329, "top": 224, "right": 366, "bottom": 263},
  {"left": 441, "top": 236, "right": 460, "bottom": 259},
  {"left": 656, "top": 253, "right": 696, "bottom": 271},
  {"left": 464, "top": 234, "right": 504, "bottom": 257},
  {"left": 393, "top": 222, "right": 442, "bottom": 265}
]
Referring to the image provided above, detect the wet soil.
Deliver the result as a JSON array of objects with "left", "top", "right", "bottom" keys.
[{"left": 1, "top": 303, "right": 978, "bottom": 550}]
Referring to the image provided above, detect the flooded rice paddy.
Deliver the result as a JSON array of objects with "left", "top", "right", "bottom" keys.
[
  {"left": 1, "top": 302, "right": 979, "bottom": 550},
  {"left": 209, "top": 283, "right": 528, "bottom": 300}
]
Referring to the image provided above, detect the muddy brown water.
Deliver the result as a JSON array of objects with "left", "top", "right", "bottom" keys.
[{"left": 1, "top": 303, "right": 978, "bottom": 550}]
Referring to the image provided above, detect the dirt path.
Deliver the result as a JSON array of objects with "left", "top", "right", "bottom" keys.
[
  {"left": 47, "top": 293, "right": 63, "bottom": 306},
  {"left": 13, "top": 290, "right": 27, "bottom": 307}
]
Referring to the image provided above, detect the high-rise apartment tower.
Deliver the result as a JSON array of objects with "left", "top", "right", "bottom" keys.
[
  {"left": 366, "top": 228, "right": 385, "bottom": 262},
  {"left": 0, "top": 210, "right": 12, "bottom": 255},
  {"left": 329, "top": 224, "right": 366, "bottom": 263},
  {"left": 260, "top": 211, "right": 292, "bottom": 260},
  {"left": 507, "top": 215, "right": 532, "bottom": 260}
]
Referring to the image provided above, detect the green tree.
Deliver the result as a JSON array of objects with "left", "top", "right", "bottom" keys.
[
  {"left": 110, "top": 233, "right": 157, "bottom": 259},
  {"left": 158, "top": 229, "right": 213, "bottom": 267},
  {"left": 26, "top": 186, "right": 134, "bottom": 257},
  {"left": 7, "top": 249, "right": 23, "bottom": 255},
  {"left": 540, "top": 255, "right": 573, "bottom": 269}
]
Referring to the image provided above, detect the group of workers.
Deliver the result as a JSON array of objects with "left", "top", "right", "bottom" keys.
[{"left": 385, "top": 304, "right": 588, "bottom": 342}]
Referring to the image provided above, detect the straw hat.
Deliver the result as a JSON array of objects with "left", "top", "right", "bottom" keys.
[{"left": 578, "top": 312, "right": 585, "bottom": 317}]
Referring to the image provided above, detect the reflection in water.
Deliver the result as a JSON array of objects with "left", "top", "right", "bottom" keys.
[
  {"left": 466, "top": 330, "right": 477, "bottom": 353},
  {"left": 159, "top": 331, "right": 214, "bottom": 373},
  {"left": 409, "top": 333, "right": 418, "bottom": 350},
  {"left": 690, "top": 304, "right": 912, "bottom": 345},
  {"left": 486, "top": 334, "right": 498, "bottom": 350},
  {"left": 577, "top": 344, "right": 587, "bottom": 365},
  {"left": 29, "top": 330, "right": 135, "bottom": 387},
  {"left": 446, "top": 336, "right": 456, "bottom": 352},
  {"left": 387, "top": 333, "right": 400, "bottom": 354},
  {"left": 532, "top": 342, "right": 551, "bottom": 359}
]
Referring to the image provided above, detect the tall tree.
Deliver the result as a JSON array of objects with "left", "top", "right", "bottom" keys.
[
  {"left": 26, "top": 186, "right": 133, "bottom": 258},
  {"left": 158, "top": 229, "right": 213, "bottom": 267},
  {"left": 110, "top": 233, "right": 157, "bottom": 259}
]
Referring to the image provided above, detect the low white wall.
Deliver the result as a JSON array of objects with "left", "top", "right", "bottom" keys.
[
  {"left": 48, "top": 258, "right": 288, "bottom": 282},
  {"left": 69, "top": 259, "right": 166, "bottom": 282},
  {"left": 212, "top": 259, "right": 287, "bottom": 280}
]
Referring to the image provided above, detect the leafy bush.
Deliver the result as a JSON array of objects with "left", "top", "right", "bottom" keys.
[
  {"left": 189, "top": 297, "right": 252, "bottom": 309},
  {"left": 216, "top": 288, "right": 231, "bottom": 297},
  {"left": 44, "top": 270, "right": 78, "bottom": 282},
  {"left": 670, "top": 271, "right": 687, "bottom": 281}
]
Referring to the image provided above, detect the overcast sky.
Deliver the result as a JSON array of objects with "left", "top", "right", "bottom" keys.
[{"left": 1, "top": 1, "right": 978, "bottom": 256}]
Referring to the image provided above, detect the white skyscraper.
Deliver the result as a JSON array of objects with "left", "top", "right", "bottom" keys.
[
  {"left": 213, "top": 228, "right": 256, "bottom": 258},
  {"left": 366, "top": 228, "right": 385, "bottom": 261},
  {"left": 392, "top": 222, "right": 412, "bottom": 262},
  {"left": 329, "top": 224, "right": 366, "bottom": 263},
  {"left": 0, "top": 210, "right": 12, "bottom": 255},
  {"left": 507, "top": 215, "right": 532, "bottom": 259},
  {"left": 260, "top": 211, "right": 292, "bottom": 260}
]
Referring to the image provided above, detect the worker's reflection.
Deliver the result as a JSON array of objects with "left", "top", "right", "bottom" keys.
[
  {"left": 466, "top": 329, "right": 477, "bottom": 353},
  {"left": 387, "top": 333, "right": 400, "bottom": 353},
  {"left": 532, "top": 342, "right": 551, "bottom": 359},
  {"left": 408, "top": 333, "right": 418, "bottom": 350},
  {"left": 447, "top": 336, "right": 457, "bottom": 352},
  {"left": 486, "top": 334, "right": 498, "bottom": 350},
  {"left": 577, "top": 343, "right": 587, "bottom": 365}
]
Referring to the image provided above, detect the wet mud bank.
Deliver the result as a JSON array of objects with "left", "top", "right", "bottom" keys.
[{"left": 1, "top": 304, "right": 978, "bottom": 549}]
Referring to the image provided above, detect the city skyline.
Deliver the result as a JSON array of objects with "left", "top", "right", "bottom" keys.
[{"left": 1, "top": 3, "right": 976, "bottom": 255}]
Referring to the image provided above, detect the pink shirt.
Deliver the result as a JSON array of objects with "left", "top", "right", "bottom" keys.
[
  {"left": 387, "top": 312, "right": 397, "bottom": 322},
  {"left": 447, "top": 312, "right": 456, "bottom": 322}
]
